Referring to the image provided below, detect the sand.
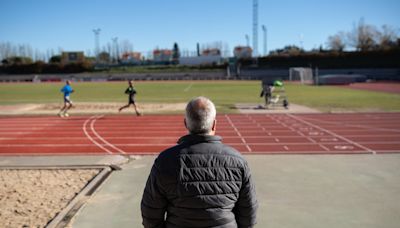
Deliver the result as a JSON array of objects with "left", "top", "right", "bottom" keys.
[
  {"left": 0, "top": 102, "right": 187, "bottom": 115},
  {"left": 0, "top": 169, "right": 100, "bottom": 228}
]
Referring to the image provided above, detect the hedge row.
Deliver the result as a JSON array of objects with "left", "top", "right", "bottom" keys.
[
  {"left": 0, "top": 62, "right": 92, "bottom": 74},
  {"left": 244, "top": 50, "right": 400, "bottom": 68}
]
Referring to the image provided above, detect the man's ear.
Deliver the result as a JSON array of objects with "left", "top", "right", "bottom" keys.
[
  {"left": 184, "top": 118, "right": 187, "bottom": 129},
  {"left": 212, "top": 119, "right": 217, "bottom": 131}
]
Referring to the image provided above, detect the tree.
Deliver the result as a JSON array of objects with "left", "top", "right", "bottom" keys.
[
  {"left": 326, "top": 31, "right": 346, "bottom": 51},
  {"left": 348, "top": 18, "right": 379, "bottom": 51},
  {"left": 49, "top": 55, "right": 61, "bottom": 64},
  {"left": 120, "top": 40, "right": 133, "bottom": 54},
  {"left": 98, "top": 51, "right": 110, "bottom": 63},
  {"left": 270, "top": 45, "right": 303, "bottom": 56},
  {"left": 377, "top": 25, "right": 399, "bottom": 50},
  {"left": 3, "top": 56, "right": 33, "bottom": 65},
  {"left": 172, "top": 42, "right": 180, "bottom": 64}
]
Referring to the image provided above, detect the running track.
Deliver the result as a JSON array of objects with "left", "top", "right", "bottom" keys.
[{"left": 0, "top": 113, "right": 399, "bottom": 155}]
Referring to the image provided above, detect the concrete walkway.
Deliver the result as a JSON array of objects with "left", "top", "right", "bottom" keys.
[
  {"left": 2, "top": 154, "right": 400, "bottom": 227},
  {"left": 69, "top": 154, "right": 400, "bottom": 228}
]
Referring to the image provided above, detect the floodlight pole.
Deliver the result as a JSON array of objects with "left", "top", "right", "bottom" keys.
[
  {"left": 262, "top": 25, "right": 267, "bottom": 56},
  {"left": 93, "top": 28, "right": 101, "bottom": 61},
  {"left": 112, "top": 37, "right": 119, "bottom": 63},
  {"left": 252, "top": 0, "right": 258, "bottom": 57}
]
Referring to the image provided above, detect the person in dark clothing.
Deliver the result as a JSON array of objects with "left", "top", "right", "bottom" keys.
[
  {"left": 260, "top": 82, "right": 274, "bottom": 107},
  {"left": 141, "top": 96, "right": 258, "bottom": 228},
  {"left": 118, "top": 80, "right": 142, "bottom": 116}
]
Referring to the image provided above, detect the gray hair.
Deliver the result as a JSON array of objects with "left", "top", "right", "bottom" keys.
[{"left": 185, "top": 96, "right": 216, "bottom": 134}]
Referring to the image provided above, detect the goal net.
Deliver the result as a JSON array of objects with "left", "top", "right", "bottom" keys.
[{"left": 289, "top": 67, "right": 314, "bottom": 84}]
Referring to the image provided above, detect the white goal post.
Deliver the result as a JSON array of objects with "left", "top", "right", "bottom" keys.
[{"left": 289, "top": 67, "right": 314, "bottom": 84}]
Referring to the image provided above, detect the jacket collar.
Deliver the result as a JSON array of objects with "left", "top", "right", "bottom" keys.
[{"left": 177, "top": 134, "right": 222, "bottom": 145}]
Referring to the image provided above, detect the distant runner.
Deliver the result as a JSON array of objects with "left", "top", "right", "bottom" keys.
[
  {"left": 58, "top": 80, "right": 74, "bottom": 117},
  {"left": 118, "top": 80, "right": 142, "bottom": 116}
]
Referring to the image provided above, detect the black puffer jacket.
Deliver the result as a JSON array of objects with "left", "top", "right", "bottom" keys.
[{"left": 141, "top": 134, "right": 258, "bottom": 228}]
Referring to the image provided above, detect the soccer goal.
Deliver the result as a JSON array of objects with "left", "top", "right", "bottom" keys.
[{"left": 289, "top": 67, "right": 314, "bottom": 84}]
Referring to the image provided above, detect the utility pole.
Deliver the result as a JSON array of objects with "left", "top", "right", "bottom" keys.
[
  {"left": 252, "top": 0, "right": 258, "bottom": 56},
  {"left": 93, "top": 28, "right": 101, "bottom": 61},
  {"left": 262, "top": 25, "right": 267, "bottom": 56}
]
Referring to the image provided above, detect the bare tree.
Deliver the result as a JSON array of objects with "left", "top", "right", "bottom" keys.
[
  {"left": 200, "top": 41, "right": 228, "bottom": 56},
  {"left": 377, "top": 25, "right": 399, "bottom": 50},
  {"left": 348, "top": 18, "right": 380, "bottom": 51},
  {"left": 0, "top": 42, "right": 37, "bottom": 61},
  {"left": 120, "top": 39, "right": 133, "bottom": 54},
  {"left": 327, "top": 31, "right": 346, "bottom": 51}
]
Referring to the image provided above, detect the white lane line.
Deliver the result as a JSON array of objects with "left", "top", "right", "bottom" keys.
[
  {"left": 183, "top": 82, "right": 194, "bottom": 92},
  {"left": 299, "top": 116, "right": 400, "bottom": 133},
  {"left": 225, "top": 115, "right": 252, "bottom": 152},
  {"left": 90, "top": 115, "right": 126, "bottom": 154},
  {"left": 83, "top": 116, "right": 113, "bottom": 154},
  {"left": 270, "top": 115, "right": 330, "bottom": 151},
  {"left": 287, "top": 114, "right": 376, "bottom": 154}
]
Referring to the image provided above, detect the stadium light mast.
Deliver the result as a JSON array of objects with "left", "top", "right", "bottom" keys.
[
  {"left": 262, "top": 25, "right": 267, "bottom": 56},
  {"left": 299, "top": 33, "right": 304, "bottom": 50},
  {"left": 252, "top": 0, "right": 258, "bottom": 57},
  {"left": 112, "top": 37, "right": 119, "bottom": 63},
  {"left": 93, "top": 28, "right": 101, "bottom": 60}
]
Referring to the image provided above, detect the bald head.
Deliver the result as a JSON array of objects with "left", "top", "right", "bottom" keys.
[{"left": 185, "top": 97, "right": 216, "bottom": 135}]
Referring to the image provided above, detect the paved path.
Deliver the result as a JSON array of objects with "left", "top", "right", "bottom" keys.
[{"left": 64, "top": 154, "right": 400, "bottom": 228}]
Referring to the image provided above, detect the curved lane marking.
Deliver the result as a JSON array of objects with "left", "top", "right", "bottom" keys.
[
  {"left": 83, "top": 116, "right": 113, "bottom": 154},
  {"left": 90, "top": 115, "right": 126, "bottom": 154}
]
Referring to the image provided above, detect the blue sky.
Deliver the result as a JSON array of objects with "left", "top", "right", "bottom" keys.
[{"left": 0, "top": 0, "right": 399, "bottom": 57}]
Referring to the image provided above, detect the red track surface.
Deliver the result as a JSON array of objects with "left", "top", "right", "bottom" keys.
[{"left": 0, "top": 113, "right": 399, "bottom": 155}]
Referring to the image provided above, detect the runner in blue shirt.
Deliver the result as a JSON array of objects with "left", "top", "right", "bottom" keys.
[{"left": 58, "top": 80, "right": 74, "bottom": 117}]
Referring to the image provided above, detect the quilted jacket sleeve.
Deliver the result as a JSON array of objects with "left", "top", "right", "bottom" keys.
[
  {"left": 233, "top": 161, "right": 258, "bottom": 228},
  {"left": 141, "top": 160, "right": 168, "bottom": 228}
]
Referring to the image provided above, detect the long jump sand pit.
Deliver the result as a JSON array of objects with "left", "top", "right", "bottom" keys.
[
  {"left": 0, "top": 167, "right": 108, "bottom": 227},
  {"left": 0, "top": 102, "right": 187, "bottom": 115},
  {"left": 0, "top": 102, "right": 320, "bottom": 115}
]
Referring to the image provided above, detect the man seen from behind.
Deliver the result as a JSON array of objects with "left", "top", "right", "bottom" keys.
[{"left": 141, "top": 96, "right": 258, "bottom": 228}]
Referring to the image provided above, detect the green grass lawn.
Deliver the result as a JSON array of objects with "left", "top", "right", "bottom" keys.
[{"left": 0, "top": 81, "right": 399, "bottom": 113}]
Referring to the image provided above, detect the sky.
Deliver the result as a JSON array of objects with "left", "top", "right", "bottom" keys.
[{"left": 0, "top": 0, "right": 399, "bottom": 58}]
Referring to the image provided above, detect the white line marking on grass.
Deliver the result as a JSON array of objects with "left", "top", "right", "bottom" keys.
[
  {"left": 183, "top": 82, "right": 194, "bottom": 92},
  {"left": 287, "top": 114, "right": 376, "bottom": 154},
  {"left": 225, "top": 115, "right": 252, "bottom": 152},
  {"left": 90, "top": 115, "right": 126, "bottom": 154},
  {"left": 83, "top": 116, "right": 113, "bottom": 154}
]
